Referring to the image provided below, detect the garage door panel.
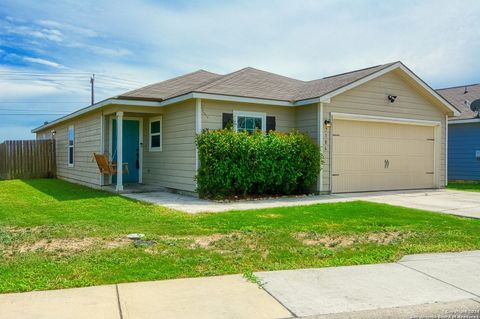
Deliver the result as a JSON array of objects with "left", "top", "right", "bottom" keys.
[
  {"left": 334, "top": 138, "right": 433, "bottom": 157},
  {"left": 334, "top": 155, "right": 434, "bottom": 173},
  {"left": 334, "top": 121, "right": 434, "bottom": 140},
  {"left": 332, "top": 119, "right": 435, "bottom": 193},
  {"left": 334, "top": 173, "right": 434, "bottom": 192}
]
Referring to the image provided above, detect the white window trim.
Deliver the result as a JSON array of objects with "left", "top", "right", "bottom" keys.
[
  {"left": 233, "top": 111, "right": 267, "bottom": 132},
  {"left": 149, "top": 116, "right": 163, "bottom": 152},
  {"left": 68, "top": 125, "right": 74, "bottom": 167}
]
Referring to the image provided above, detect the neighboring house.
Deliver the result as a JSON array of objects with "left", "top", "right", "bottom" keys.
[
  {"left": 437, "top": 84, "right": 480, "bottom": 181},
  {"left": 32, "top": 61, "right": 458, "bottom": 194}
]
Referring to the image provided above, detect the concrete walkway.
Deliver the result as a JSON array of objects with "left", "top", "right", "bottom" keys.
[
  {"left": 124, "top": 189, "right": 480, "bottom": 218},
  {"left": 1, "top": 251, "right": 479, "bottom": 319}
]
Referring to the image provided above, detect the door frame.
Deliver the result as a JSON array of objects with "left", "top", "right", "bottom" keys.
[
  {"left": 109, "top": 116, "right": 143, "bottom": 184},
  {"left": 329, "top": 112, "right": 441, "bottom": 193}
]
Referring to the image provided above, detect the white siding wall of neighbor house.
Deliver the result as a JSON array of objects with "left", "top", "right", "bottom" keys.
[
  {"left": 37, "top": 112, "right": 102, "bottom": 188},
  {"left": 322, "top": 71, "right": 447, "bottom": 192},
  {"left": 141, "top": 100, "right": 197, "bottom": 192}
]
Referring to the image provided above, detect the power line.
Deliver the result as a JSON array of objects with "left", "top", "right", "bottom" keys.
[
  {"left": 0, "top": 72, "right": 147, "bottom": 85},
  {"left": 0, "top": 108, "right": 73, "bottom": 111},
  {"left": 0, "top": 113, "right": 70, "bottom": 115},
  {"left": 0, "top": 101, "right": 85, "bottom": 103}
]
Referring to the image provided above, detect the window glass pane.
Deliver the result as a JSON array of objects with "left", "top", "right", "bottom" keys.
[
  {"left": 237, "top": 117, "right": 245, "bottom": 131},
  {"left": 236, "top": 115, "right": 263, "bottom": 133},
  {"left": 254, "top": 118, "right": 262, "bottom": 129},
  {"left": 68, "top": 147, "right": 74, "bottom": 164},
  {"left": 68, "top": 127, "right": 74, "bottom": 142},
  {"left": 151, "top": 120, "right": 160, "bottom": 134},
  {"left": 151, "top": 135, "right": 161, "bottom": 148},
  {"left": 245, "top": 117, "right": 254, "bottom": 130}
]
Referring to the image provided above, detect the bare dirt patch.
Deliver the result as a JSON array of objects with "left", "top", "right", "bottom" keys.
[
  {"left": 17, "top": 238, "right": 97, "bottom": 253},
  {"left": 190, "top": 234, "right": 232, "bottom": 249},
  {"left": 1, "top": 236, "right": 132, "bottom": 257},
  {"left": 104, "top": 238, "right": 131, "bottom": 249},
  {"left": 295, "top": 231, "right": 413, "bottom": 248}
]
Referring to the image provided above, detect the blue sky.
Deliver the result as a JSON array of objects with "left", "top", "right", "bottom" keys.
[{"left": 0, "top": 0, "right": 479, "bottom": 140}]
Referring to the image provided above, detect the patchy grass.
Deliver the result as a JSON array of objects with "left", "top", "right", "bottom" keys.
[
  {"left": 448, "top": 181, "right": 480, "bottom": 192},
  {"left": 1, "top": 179, "right": 480, "bottom": 293}
]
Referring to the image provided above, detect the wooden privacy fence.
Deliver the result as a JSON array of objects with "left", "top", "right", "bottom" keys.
[{"left": 0, "top": 140, "right": 56, "bottom": 180}]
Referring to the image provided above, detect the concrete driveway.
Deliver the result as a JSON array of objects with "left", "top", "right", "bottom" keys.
[
  {"left": 341, "top": 189, "right": 480, "bottom": 219},
  {"left": 125, "top": 189, "right": 480, "bottom": 218}
]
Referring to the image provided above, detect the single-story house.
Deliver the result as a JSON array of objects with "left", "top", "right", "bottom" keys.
[
  {"left": 32, "top": 61, "right": 459, "bottom": 195},
  {"left": 437, "top": 84, "right": 480, "bottom": 181}
]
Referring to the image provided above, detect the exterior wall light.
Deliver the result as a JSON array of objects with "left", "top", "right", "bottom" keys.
[
  {"left": 324, "top": 120, "right": 332, "bottom": 128},
  {"left": 388, "top": 95, "right": 397, "bottom": 103}
]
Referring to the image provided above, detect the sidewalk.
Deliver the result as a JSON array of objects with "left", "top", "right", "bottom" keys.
[{"left": 1, "top": 251, "right": 479, "bottom": 319}]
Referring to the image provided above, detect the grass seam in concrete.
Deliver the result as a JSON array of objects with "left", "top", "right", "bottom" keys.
[
  {"left": 397, "top": 262, "right": 480, "bottom": 298},
  {"left": 115, "top": 285, "right": 124, "bottom": 319}
]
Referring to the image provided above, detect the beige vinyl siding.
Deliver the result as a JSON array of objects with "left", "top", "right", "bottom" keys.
[
  {"left": 142, "top": 100, "right": 196, "bottom": 192},
  {"left": 323, "top": 70, "right": 446, "bottom": 192},
  {"left": 37, "top": 112, "right": 102, "bottom": 187},
  {"left": 295, "top": 104, "right": 318, "bottom": 142},
  {"left": 201, "top": 100, "right": 295, "bottom": 132}
]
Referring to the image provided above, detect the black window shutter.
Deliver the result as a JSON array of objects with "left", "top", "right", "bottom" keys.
[
  {"left": 222, "top": 113, "right": 233, "bottom": 129},
  {"left": 266, "top": 116, "right": 276, "bottom": 132}
]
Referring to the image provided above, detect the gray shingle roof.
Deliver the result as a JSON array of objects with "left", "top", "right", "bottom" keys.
[
  {"left": 437, "top": 84, "right": 480, "bottom": 120},
  {"left": 118, "top": 62, "right": 397, "bottom": 103},
  {"left": 120, "top": 70, "right": 223, "bottom": 100}
]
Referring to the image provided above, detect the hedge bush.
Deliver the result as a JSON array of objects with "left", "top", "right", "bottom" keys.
[{"left": 196, "top": 129, "right": 322, "bottom": 199}]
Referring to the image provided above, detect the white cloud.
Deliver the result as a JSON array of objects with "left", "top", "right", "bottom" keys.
[
  {"left": 23, "top": 57, "right": 63, "bottom": 68},
  {"left": 35, "top": 19, "right": 98, "bottom": 38},
  {"left": 4, "top": 24, "right": 63, "bottom": 42}
]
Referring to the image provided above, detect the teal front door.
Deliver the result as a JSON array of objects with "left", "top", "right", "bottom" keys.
[{"left": 112, "top": 119, "right": 140, "bottom": 183}]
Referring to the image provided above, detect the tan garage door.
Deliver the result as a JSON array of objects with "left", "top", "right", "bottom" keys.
[{"left": 332, "top": 119, "right": 435, "bottom": 193}]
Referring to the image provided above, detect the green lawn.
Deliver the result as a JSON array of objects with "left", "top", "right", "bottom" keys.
[
  {"left": 448, "top": 181, "right": 480, "bottom": 192},
  {"left": 1, "top": 179, "right": 480, "bottom": 293}
]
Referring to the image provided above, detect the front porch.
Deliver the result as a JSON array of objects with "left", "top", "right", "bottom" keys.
[
  {"left": 100, "top": 107, "right": 163, "bottom": 192},
  {"left": 101, "top": 183, "right": 165, "bottom": 194}
]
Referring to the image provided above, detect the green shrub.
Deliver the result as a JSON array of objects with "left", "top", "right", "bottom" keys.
[{"left": 196, "top": 129, "right": 322, "bottom": 199}]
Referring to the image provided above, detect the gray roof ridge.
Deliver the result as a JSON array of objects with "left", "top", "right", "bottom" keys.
[
  {"left": 193, "top": 67, "right": 257, "bottom": 92},
  {"left": 118, "top": 69, "right": 221, "bottom": 99}
]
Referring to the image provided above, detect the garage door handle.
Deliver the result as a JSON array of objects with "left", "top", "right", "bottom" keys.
[{"left": 384, "top": 159, "right": 390, "bottom": 169}]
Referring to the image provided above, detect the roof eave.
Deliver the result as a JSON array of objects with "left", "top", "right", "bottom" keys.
[
  {"left": 31, "top": 98, "right": 163, "bottom": 133},
  {"left": 449, "top": 118, "right": 480, "bottom": 124}
]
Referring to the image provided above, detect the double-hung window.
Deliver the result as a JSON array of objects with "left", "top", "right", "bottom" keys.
[
  {"left": 68, "top": 125, "right": 74, "bottom": 167},
  {"left": 233, "top": 111, "right": 266, "bottom": 133},
  {"left": 149, "top": 116, "right": 162, "bottom": 152}
]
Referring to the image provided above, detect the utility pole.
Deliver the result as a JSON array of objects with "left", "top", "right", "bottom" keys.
[{"left": 90, "top": 74, "right": 95, "bottom": 105}]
